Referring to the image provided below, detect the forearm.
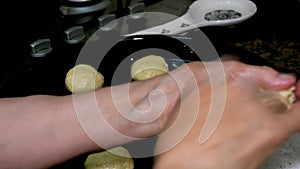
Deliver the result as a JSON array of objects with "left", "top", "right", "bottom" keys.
[
  {"left": 0, "top": 60, "right": 212, "bottom": 169},
  {"left": 0, "top": 71, "right": 182, "bottom": 169},
  {"left": 0, "top": 95, "right": 97, "bottom": 169}
]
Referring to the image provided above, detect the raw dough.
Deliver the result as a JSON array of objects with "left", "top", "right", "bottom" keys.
[
  {"left": 65, "top": 64, "right": 104, "bottom": 93},
  {"left": 131, "top": 55, "right": 168, "bottom": 80},
  {"left": 260, "top": 86, "right": 296, "bottom": 110},
  {"left": 277, "top": 86, "right": 296, "bottom": 110},
  {"left": 84, "top": 146, "right": 134, "bottom": 169}
]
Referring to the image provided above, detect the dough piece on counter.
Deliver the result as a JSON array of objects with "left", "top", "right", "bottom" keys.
[
  {"left": 84, "top": 146, "right": 134, "bottom": 169},
  {"left": 276, "top": 86, "right": 296, "bottom": 110},
  {"left": 131, "top": 55, "right": 168, "bottom": 81},
  {"left": 65, "top": 64, "right": 104, "bottom": 93}
]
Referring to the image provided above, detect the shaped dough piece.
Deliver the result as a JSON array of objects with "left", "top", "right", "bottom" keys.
[
  {"left": 65, "top": 64, "right": 104, "bottom": 93},
  {"left": 84, "top": 146, "right": 134, "bottom": 169},
  {"left": 131, "top": 55, "right": 168, "bottom": 81}
]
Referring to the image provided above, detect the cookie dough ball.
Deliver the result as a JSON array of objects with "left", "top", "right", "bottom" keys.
[
  {"left": 131, "top": 55, "right": 168, "bottom": 81},
  {"left": 84, "top": 146, "right": 134, "bottom": 169},
  {"left": 65, "top": 64, "right": 104, "bottom": 93}
]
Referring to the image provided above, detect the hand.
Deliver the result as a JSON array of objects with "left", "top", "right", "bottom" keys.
[{"left": 153, "top": 61, "right": 300, "bottom": 169}]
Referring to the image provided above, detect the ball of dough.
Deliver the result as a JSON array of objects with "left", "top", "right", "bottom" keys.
[
  {"left": 84, "top": 146, "right": 134, "bottom": 169},
  {"left": 65, "top": 64, "right": 104, "bottom": 93},
  {"left": 131, "top": 55, "right": 168, "bottom": 81}
]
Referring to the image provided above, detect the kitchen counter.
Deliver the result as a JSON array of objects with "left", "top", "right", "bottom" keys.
[
  {"left": 203, "top": 0, "right": 300, "bottom": 77},
  {"left": 228, "top": 37, "right": 300, "bottom": 75}
]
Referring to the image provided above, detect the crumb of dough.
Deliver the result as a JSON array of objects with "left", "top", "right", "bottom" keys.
[
  {"left": 84, "top": 146, "right": 134, "bottom": 169},
  {"left": 259, "top": 86, "right": 296, "bottom": 110},
  {"left": 131, "top": 55, "right": 168, "bottom": 81},
  {"left": 276, "top": 86, "right": 296, "bottom": 110},
  {"left": 65, "top": 64, "right": 104, "bottom": 93}
]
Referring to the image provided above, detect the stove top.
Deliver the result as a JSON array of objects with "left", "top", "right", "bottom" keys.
[
  {"left": 2, "top": 0, "right": 299, "bottom": 98},
  {"left": 0, "top": 0, "right": 197, "bottom": 98}
]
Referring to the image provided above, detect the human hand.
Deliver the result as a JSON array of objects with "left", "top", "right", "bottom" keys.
[{"left": 153, "top": 61, "right": 300, "bottom": 169}]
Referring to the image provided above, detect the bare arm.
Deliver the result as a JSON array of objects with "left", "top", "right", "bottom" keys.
[
  {"left": 1, "top": 60, "right": 298, "bottom": 169},
  {"left": 0, "top": 72, "right": 181, "bottom": 169},
  {"left": 0, "top": 95, "right": 90, "bottom": 169}
]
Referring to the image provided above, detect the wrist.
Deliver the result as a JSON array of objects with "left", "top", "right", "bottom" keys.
[{"left": 92, "top": 74, "right": 181, "bottom": 144}]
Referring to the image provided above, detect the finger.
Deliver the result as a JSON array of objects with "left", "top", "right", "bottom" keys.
[{"left": 241, "top": 65, "right": 296, "bottom": 90}]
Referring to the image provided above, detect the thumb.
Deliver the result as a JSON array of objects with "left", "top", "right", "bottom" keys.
[
  {"left": 246, "top": 66, "right": 296, "bottom": 90},
  {"left": 224, "top": 61, "right": 296, "bottom": 92}
]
